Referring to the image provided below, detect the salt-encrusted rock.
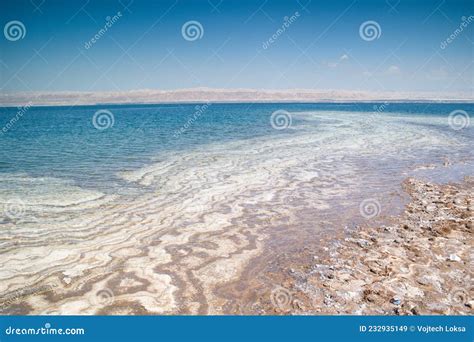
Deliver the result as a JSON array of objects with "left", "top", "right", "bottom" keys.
[
  {"left": 448, "top": 254, "right": 461, "bottom": 262},
  {"left": 390, "top": 296, "right": 402, "bottom": 305}
]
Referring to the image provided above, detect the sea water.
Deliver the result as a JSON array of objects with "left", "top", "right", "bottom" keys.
[{"left": 0, "top": 102, "right": 472, "bottom": 314}]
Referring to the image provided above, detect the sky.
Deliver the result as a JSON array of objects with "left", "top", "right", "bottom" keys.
[{"left": 0, "top": 0, "right": 473, "bottom": 95}]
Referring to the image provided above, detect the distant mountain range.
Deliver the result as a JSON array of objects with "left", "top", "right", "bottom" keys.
[{"left": 1, "top": 88, "right": 473, "bottom": 107}]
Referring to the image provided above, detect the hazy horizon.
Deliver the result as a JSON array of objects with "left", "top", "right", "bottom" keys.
[{"left": 1, "top": 86, "right": 473, "bottom": 107}]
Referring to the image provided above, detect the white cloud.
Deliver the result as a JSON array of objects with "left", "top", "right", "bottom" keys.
[
  {"left": 386, "top": 65, "right": 401, "bottom": 75},
  {"left": 326, "top": 54, "right": 349, "bottom": 68}
]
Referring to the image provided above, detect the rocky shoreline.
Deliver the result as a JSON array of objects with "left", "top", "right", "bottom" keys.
[{"left": 257, "top": 177, "right": 473, "bottom": 315}]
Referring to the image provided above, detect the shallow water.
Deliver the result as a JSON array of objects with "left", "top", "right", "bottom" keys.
[{"left": 0, "top": 103, "right": 472, "bottom": 314}]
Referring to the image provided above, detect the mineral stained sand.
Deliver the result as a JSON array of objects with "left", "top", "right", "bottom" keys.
[{"left": 245, "top": 177, "right": 473, "bottom": 315}]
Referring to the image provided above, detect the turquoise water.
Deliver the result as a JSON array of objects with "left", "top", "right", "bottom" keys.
[
  {"left": 0, "top": 102, "right": 472, "bottom": 212},
  {"left": 0, "top": 103, "right": 472, "bottom": 191},
  {"left": 0, "top": 102, "right": 473, "bottom": 211},
  {"left": 0, "top": 102, "right": 473, "bottom": 314}
]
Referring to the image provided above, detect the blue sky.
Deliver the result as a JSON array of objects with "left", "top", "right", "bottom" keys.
[{"left": 0, "top": 0, "right": 472, "bottom": 94}]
